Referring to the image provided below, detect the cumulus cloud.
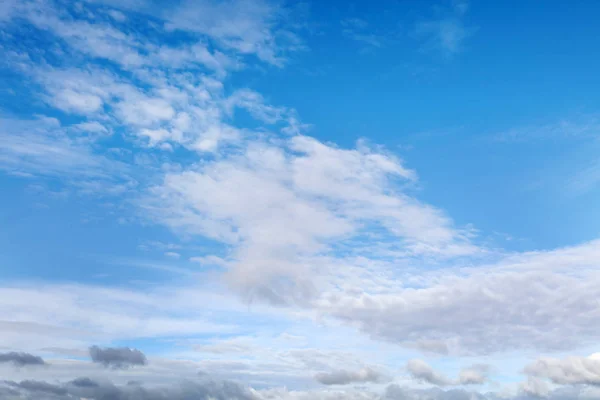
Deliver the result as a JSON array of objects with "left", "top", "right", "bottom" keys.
[
  {"left": 314, "top": 367, "right": 385, "bottom": 385},
  {"left": 89, "top": 346, "right": 147, "bottom": 369},
  {"left": 0, "top": 352, "right": 45, "bottom": 367}
]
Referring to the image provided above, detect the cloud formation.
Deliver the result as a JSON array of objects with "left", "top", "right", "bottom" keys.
[
  {"left": 406, "top": 360, "right": 489, "bottom": 387},
  {"left": 524, "top": 356, "right": 600, "bottom": 386},
  {"left": 406, "top": 359, "right": 453, "bottom": 386},
  {"left": 89, "top": 346, "right": 147, "bottom": 369},
  {"left": 0, "top": 352, "right": 45, "bottom": 367},
  {"left": 1, "top": 377, "right": 256, "bottom": 400},
  {"left": 314, "top": 367, "right": 385, "bottom": 385}
]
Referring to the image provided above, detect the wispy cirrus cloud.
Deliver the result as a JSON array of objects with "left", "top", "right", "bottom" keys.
[
  {"left": 340, "top": 18, "right": 385, "bottom": 51},
  {"left": 414, "top": 0, "right": 473, "bottom": 57}
]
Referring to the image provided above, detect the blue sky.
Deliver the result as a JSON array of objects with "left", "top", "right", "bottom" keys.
[{"left": 1, "top": 1, "right": 600, "bottom": 399}]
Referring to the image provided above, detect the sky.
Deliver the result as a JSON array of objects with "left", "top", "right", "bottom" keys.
[{"left": 1, "top": 0, "right": 600, "bottom": 399}]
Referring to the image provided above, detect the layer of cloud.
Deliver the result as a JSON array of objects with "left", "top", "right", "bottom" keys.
[
  {"left": 3, "top": 376, "right": 597, "bottom": 400},
  {"left": 314, "top": 367, "right": 384, "bottom": 386},
  {"left": 525, "top": 356, "right": 600, "bottom": 386},
  {"left": 322, "top": 239, "right": 600, "bottom": 355},
  {"left": 89, "top": 345, "right": 147, "bottom": 369},
  {"left": 1, "top": 376, "right": 256, "bottom": 400}
]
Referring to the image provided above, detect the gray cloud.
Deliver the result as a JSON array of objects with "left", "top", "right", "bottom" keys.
[
  {"left": 384, "top": 385, "right": 487, "bottom": 400},
  {"left": 0, "top": 352, "right": 45, "bottom": 367},
  {"left": 1, "top": 376, "right": 598, "bottom": 400},
  {"left": 89, "top": 345, "right": 147, "bottom": 369},
  {"left": 520, "top": 377, "right": 550, "bottom": 398},
  {"left": 524, "top": 356, "right": 600, "bottom": 386},
  {"left": 406, "top": 360, "right": 489, "bottom": 387},
  {"left": 315, "top": 367, "right": 385, "bottom": 385},
  {"left": 4, "top": 380, "right": 67, "bottom": 396},
  {"left": 1, "top": 377, "right": 256, "bottom": 400},
  {"left": 326, "top": 259, "right": 600, "bottom": 356},
  {"left": 406, "top": 359, "right": 452, "bottom": 386}
]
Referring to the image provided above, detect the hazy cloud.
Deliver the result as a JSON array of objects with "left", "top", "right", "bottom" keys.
[{"left": 415, "top": 0, "right": 473, "bottom": 57}]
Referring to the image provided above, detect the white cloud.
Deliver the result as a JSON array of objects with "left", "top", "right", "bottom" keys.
[
  {"left": 106, "top": 9, "right": 127, "bottom": 22},
  {"left": 0, "top": 283, "right": 239, "bottom": 350},
  {"left": 143, "top": 135, "right": 476, "bottom": 305},
  {"left": 0, "top": 116, "right": 127, "bottom": 184},
  {"left": 164, "top": 0, "right": 301, "bottom": 66},
  {"left": 321, "top": 239, "right": 600, "bottom": 355}
]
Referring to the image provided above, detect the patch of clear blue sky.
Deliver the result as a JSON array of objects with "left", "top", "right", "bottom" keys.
[
  {"left": 2, "top": 0, "right": 600, "bottom": 287},
  {"left": 235, "top": 0, "right": 600, "bottom": 250}
]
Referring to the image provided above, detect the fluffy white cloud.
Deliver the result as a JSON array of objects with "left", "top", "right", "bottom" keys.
[
  {"left": 321, "top": 239, "right": 600, "bottom": 355},
  {"left": 144, "top": 134, "right": 476, "bottom": 305}
]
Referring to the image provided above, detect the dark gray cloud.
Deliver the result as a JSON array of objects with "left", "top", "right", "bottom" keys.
[
  {"left": 0, "top": 377, "right": 257, "bottom": 400},
  {"left": 0, "top": 351, "right": 46, "bottom": 367},
  {"left": 314, "top": 367, "right": 385, "bottom": 385},
  {"left": 89, "top": 345, "right": 147, "bottom": 369}
]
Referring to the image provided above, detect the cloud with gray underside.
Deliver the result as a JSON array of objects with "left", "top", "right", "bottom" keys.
[
  {"left": 406, "top": 359, "right": 489, "bottom": 386},
  {"left": 0, "top": 352, "right": 45, "bottom": 367},
  {"left": 89, "top": 345, "right": 147, "bottom": 369},
  {"left": 315, "top": 367, "right": 385, "bottom": 385}
]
